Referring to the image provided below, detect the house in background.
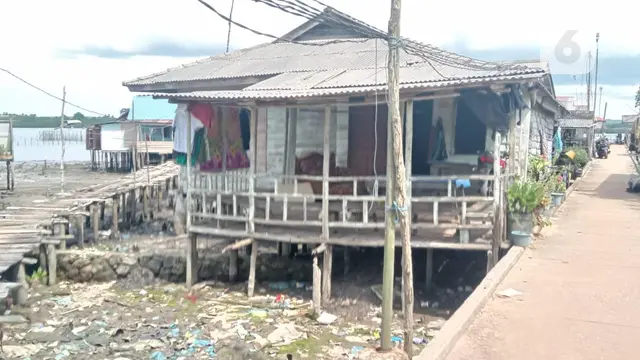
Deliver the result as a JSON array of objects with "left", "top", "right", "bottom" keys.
[
  {"left": 503, "top": 60, "right": 567, "bottom": 162},
  {"left": 86, "top": 96, "right": 175, "bottom": 172}
]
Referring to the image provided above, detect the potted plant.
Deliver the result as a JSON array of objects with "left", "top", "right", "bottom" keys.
[
  {"left": 549, "top": 174, "right": 567, "bottom": 206},
  {"left": 507, "top": 180, "right": 545, "bottom": 238}
]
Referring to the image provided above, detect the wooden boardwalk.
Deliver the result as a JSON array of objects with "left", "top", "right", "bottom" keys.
[{"left": 0, "top": 162, "right": 179, "bottom": 285}]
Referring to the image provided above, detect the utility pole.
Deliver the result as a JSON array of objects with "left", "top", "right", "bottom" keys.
[
  {"left": 59, "top": 86, "right": 66, "bottom": 195},
  {"left": 586, "top": 52, "right": 592, "bottom": 112},
  {"left": 593, "top": 33, "right": 600, "bottom": 116},
  {"left": 382, "top": 0, "right": 414, "bottom": 355},
  {"left": 226, "top": 0, "right": 235, "bottom": 53},
  {"left": 602, "top": 102, "right": 608, "bottom": 134},
  {"left": 598, "top": 86, "right": 603, "bottom": 118}
]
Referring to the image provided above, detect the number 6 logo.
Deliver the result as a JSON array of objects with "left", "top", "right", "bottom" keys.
[
  {"left": 541, "top": 30, "right": 589, "bottom": 75},
  {"left": 554, "top": 30, "right": 581, "bottom": 64}
]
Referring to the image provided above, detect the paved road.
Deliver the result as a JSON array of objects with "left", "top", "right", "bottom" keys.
[{"left": 445, "top": 145, "right": 640, "bottom": 360}]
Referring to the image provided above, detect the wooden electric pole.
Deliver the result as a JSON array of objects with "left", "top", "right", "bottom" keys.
[
  {"left": 381, "top": 0, "right": 414, "bottom": 355},
  {"left": 59, "top": 86, "right": 66, "bottom": 195}
]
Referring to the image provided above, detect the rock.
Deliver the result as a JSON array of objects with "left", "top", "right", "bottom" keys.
[
  {"left": 115, "top": 264, "right": 132, "bottom": 277},
  {"left": 85, "top": 333, "right": 111, "bottom": 347},
  {"left": 140, "top": 255, "right": 163, "bottom": 275},
  {"left": 92, "top": 258, "right": 117, "bottom": 282},
  {"left": 79, "top": 264, "right": 93, "bottom": 282},
  {"left": 71, "top": 256, "right": 91, "bottom": 269},
  {"left": 107, "top": 253, "right": 122, "bottom": 268}
]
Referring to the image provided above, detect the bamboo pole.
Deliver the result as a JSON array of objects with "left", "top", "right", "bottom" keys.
[
  {"left": 247, "top": 107, "right": 259, "bottom": 297},
  {"left": 384, "top": 1, "right": 414, "bottom": 354},
  {"left": 321, "top": 105, "right": 333, "bottom": 305}
]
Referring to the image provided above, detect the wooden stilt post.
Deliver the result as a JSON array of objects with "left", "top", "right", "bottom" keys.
[
  {"left": 9, "top": 161, "right": 13, "bottom": 191},
  {"left": 343, "top": 247, "right": 350, "bottom": 275},
  {"left": 5, "top": 160, "right": 10, "bottom": 190},
  {"left": 186, "top": 233, "right": 198, "bottom": 287},
  {"left": 320, "top": 105, "right": 332, "bottom": 305},
  {"left": 248, "top": 240, "right": 258, "bottom": 297},
  {"left": 111, "top": 196, "right": 119, "bottom": 240},
  {"left": 312, "top": 255, "right": 321, "bottom": 314},
  {"left": 55, "top": 223, "right": 66, "bottom": 250},
  {"left": 247, "top": 106, "right": 258, "bottom": 297},
  {"left": 91, "top": 203, "right": 100, "bottom": 242},
  {"left": 76, "top": 215, "right": 85, "bottom": 248},
  {"left": 39, "top": 244, "right": 48, "bottom": 272},
  {"left": 47, "top": 243, "right": 57, "bottom": 285},
  {"left": 120, "top": 193, "right": 127, "bottom": 228},
  {"left": 425, "top": 248, "right": 434, "bottom": 292},
  {"left": 15, "top": 260, "right": 28, "bottom": 306},
  {"left": 229, "top": 250, "right": 238, "bottom": 282},
  {"left": 156, "top": 184, "right": 162, "bottom": 212},
  {"left": 100, "top": 202, "right": 105, "bottom": 222},
  {"left": 142, "top": 185, "right": 149, "bottom": 220},
  {"left": 128, "top": 189, "right": 136, "bottom": 226}
]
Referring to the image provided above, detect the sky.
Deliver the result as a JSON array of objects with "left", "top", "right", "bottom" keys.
[{"left": 1, "top": 0, "right": 639, "bottom": 120}]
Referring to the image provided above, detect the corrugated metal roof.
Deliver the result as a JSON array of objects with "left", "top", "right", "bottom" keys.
[
  {"left": 560, "top": 118, "right": 595, "bottom": 128},
  {"left": 124, "top": 38, "right": 542, "bottom": 87},
  {"left": 149, "top": 72, "right": 543, "bottom": 101},
  {"left": 123, "top": 7, "right": 544, "bottom": 91}
]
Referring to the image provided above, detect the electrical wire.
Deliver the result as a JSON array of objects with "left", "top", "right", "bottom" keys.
[
  {"left": 0, "top": 67, "right": 108, "bottom": 116},
  {"left": 251, "top": 0, "right": 518, "bottom": 73},
  {"left": 195, "top": 0, "right": 368, "bottom": 45}
]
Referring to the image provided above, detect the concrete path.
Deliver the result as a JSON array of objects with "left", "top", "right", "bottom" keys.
[{"left": 445, "top": 145, "right": 640, "bottom": 360}]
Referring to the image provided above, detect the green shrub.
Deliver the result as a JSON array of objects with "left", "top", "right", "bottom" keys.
[
  {"left": 507, "top": 180, "right": 545, "bottom": 214},
  {"left": 567, "top": 147, "right": 589, "bottom": 168}
]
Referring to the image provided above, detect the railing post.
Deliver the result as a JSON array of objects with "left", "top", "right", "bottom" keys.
[{"left": 491, "top": 132, "right": 502, "bottom": 268}]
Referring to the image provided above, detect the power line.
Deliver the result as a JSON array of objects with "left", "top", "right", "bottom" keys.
[
  {"left": 195, "top": 0, "right": 366, "bottom": 45},
  {"left": 251, "top": 0, "right": 516, "bottom": 72},
  {"left": 0, "top": 67, "right": 108, "bottom": 116}
]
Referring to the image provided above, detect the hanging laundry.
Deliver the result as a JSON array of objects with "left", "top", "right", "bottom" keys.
[
  {"left": 173, "top": 104, "right": 206, "bottom": 167},
  {"left": 173, "top": 104, "right": 205, "bottom": 154},
  {"left": 198, "top": 106, "right": 250, "bottom": 172}
]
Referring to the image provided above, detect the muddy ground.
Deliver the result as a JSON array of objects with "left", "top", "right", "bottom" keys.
[
  {"left": 0, "top": 162, "right": 488, "bottom": 359},
  {"left": 1, "top": 161, "right": 128, "bottom": 207}
]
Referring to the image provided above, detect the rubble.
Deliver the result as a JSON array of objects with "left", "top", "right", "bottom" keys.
[{"left": 1, "top": 278, "right": 441, "bottom": 359}]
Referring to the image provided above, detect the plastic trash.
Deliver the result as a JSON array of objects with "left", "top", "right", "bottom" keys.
[{"left": 150, "top": 351, "right": 166, "bottom": 360}]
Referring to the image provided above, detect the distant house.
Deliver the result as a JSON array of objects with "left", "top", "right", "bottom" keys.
[
  {"left": 85, "top": 96, "right": 175, "bottom": 171},
  {"left": 63, "top": 119, "right": 83, "bottom": 128},
  {"left": 501, "top": 60, "right": 567, "bottom": 160}
]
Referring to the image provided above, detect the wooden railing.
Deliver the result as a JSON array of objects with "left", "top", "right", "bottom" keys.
[{"left": 179, "top": 169, "right": 504, "bottom": 246}]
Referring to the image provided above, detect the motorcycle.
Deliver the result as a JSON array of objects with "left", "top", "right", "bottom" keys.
[
  {"left": 476, "top": 151, "right": 507, "bottom": 196},
  {"left": 596, "top": 140, "right": 608, "bottom": 159}
]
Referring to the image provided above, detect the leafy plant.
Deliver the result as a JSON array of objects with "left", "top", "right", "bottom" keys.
[
  {"left": 550, "top": 174, "right": 566, "bottom": 193},
  {"left": 527, "top": 155, "right": 550, "bottom": 181},
  {"left": 507, "top": 180, "right": 545, "bottom": 214},
  {"left": 566, "top": 147, "right": 589, "bottom": 168},
  {"left": 27, "top": 267, "right": 48, "bottom": 285}
]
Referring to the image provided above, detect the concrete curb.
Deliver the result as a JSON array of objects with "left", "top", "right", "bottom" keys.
[{"left": 416, "top": 160, "right": 592, "bottom": 360}]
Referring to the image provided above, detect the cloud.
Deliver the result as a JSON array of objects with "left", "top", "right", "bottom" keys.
[
  {"left": 59, "top": 41, "right": 229, "bottom": 59},
  {"left": 445, "top": 44, "right": 640, "bottom": 86}
]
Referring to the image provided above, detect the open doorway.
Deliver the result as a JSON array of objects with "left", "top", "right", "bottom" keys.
[
  {"left": 407, "top": 100, "right": 433, "bottom": 175},
  {"left": 454, "top": 99, "right": 486, "bottom": 154}
]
